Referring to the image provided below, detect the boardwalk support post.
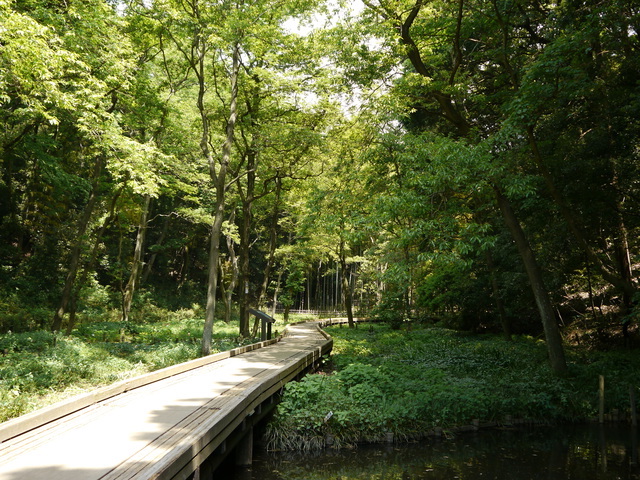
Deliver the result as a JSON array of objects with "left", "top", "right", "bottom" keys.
[{"left": 235, "top": 425, "right": 253, "bottom": 467}]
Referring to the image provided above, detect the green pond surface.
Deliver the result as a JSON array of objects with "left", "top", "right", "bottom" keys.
[{"left": 223, "top": 424, "right": 640, "bottom": 479}]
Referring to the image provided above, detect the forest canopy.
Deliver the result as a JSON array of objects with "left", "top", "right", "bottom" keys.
[{"left": 1, "top": 0, "right": 639, "bottom": 373}]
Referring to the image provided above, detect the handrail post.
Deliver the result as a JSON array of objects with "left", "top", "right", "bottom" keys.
[{"left": 249, "top": 308, "right": 275, "bottom": 342}]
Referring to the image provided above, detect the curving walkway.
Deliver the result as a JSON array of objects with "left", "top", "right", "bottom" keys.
[{"left": 0, "top": 321, "right": 332, "bottom": 480}]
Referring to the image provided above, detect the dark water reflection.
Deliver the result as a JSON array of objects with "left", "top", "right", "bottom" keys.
[{"left": 223, "top": 425, "right": 640, "bottom": 480}]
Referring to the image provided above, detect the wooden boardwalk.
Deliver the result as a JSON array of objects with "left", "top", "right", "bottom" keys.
[{"left": 0, "top": 321, "right": 332, "bottom": 480}]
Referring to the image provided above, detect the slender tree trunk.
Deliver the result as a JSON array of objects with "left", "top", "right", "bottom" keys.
[
  {"left": 526, "top": 127, "right": 635, "bottom": 299},
  {"left": 203, "top": 179, "right": 227, "bottom": 354},
  {"left": 495, "top": 187, "right": 567, "bottom": 374},
  {"left": 221, "top": 222, "right": 239, "bottom": 324},
  {"left": 584, "top": 256, "right": 603, "bottom": 323},
  {"left": 51, "top": 158, "right": 104, "bottom": 332},
  {"left": 486, "top": 250, "right": 511, "bottom": 340},
  {"left": 202, "top": 42, "right": 240, "bottom": 356},
  {"left": 335, "top": 262, "right": 340, "bottom": 311},
  {"left": 178, "top": 246, "right": 190, "bottom": 288},
  {"left": 141, "top": 210, "right": 171, "bottom": 285},
  {"left": 271, "top": 271, "right": 282, "bottom": 318},
  {"left": 315, "top": 262, "right": 322, "bottom": 311},
  {"left": 611, "top": 165, "right": 634, "bottom": 317},
  {"left": 238, "top": 149, "right": 256, "bottom": 338},
  {"left": 340, "top": 243, "right": 355, "bottom": 328},
  {"left": 613, "top": 198, "right": 633, "bottom": 342},
  {"left": 257, "top": 177, "right": 282, "bottom": 312},
  {"left": 121, "top": 194, "right": 151, "bottom": 323}
]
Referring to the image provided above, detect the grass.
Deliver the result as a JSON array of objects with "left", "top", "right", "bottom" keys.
[
  {"left": 0, "top": 307, "right": 301, "bottom": 423},
  {"left": 265, "top": 322, "right": 640, "bottom": 451}
]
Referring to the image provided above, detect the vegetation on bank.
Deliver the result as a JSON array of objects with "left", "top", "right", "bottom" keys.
[
  {"left": 265, "top": 322, "right": 640, "bottom": 451},
  {"left": 0, "top": 308, "right": 305, "bottom": 423}
]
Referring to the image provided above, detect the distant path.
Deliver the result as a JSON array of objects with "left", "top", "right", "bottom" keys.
[{"left": 0, "top": 321, "right": 332, "bottom": 480}]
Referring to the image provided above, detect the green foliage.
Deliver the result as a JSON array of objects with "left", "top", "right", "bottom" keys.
[
  {"left": 0, "top": 295, "right": 52, "bottom": 332},
  {"left": 371, "top": 294, "right": 406, "bottom": 329},
  {"left": 266, "top": 323, "right": 640, "bottom": 450}
]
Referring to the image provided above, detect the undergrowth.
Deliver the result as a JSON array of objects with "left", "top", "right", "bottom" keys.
[{"left": 265, "top": 323, "right": 640, "bottom": 451}]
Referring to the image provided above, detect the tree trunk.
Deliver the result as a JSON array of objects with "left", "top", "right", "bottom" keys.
[
  {"left": 257, "top": 176, "right": 282, "bottom": 312},
  {"left": 495, "top": 187, "right": 567, "bottom": 374},
  {"left": 221, "top": 220, "right": 239, "bottom": 324},
  {"left": 141, "top": 209, "right": 171, "bottom": 285},
  {"left": 272, "top": 271, "right": 282, "bottom": 318},
  {"left": 121, "top": 194, "right": 151, "bottom": 323},
  {"left": 486, "top": 250, "right": 511, "bottom": 340},
  {"left": 526, "top": 127, "right": 635, "bottom": 299},
  {"left": 340, "top": 248, "right": 355, "bottom": 328},
  {"left": 202, "top": 42, "right": 240, "bottom": 356},
  {"left": 613, "top": 201, "right": 633, "bottom": 343},
  {"left": 51, "top": 158, "right": 104, "bottom": 332},
  {"left": 611, "top": 164, "right": 634, "bottom": 318},
  {"left": 238, "top": 148, "right": 256, "bottom": 338}
]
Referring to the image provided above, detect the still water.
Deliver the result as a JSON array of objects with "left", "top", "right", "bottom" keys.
[{"left": 222, "top": 425, "right": 640, "bottom": 480}]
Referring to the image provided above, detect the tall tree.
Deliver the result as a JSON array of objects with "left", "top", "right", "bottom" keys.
[
  {"left": 148, "top": 0, "right": 329, "bottom": 351},
  {"left": 350, "top": 0, "right": 574, "bottom": 372}
]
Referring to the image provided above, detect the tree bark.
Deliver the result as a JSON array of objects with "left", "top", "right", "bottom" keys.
[
  {"left": 65, "top": 187, "right": 122, "bottom": 335},
  {"left": 141, "top": 209, "right": 171, "bottom": 285},
  {"left": 339, "top": 241, "right": 355, "bottom": 328},
  {"left": 202, "top": 41, "right": 240, "bottom": 356},
  {"left": 385, "top": 0, "right": 472, "bottom": 136},
  {"left": 526, "top": 127, "right": 635, "bottom": 298},
  {"left": 486, "top": 250, "right": 511, "bottom": 340},
  {"left": 611, "top": 164, "right": 634, "bottom": 315},
  {"left": 238, "top": 148, "right": 256, "bottom": 338},
  {"left": 272, "top": 270, "right": 282, "bottom": 318},
  {"left": 257, "top": 176, "right": 282, "bottom": 312},
  {"left": 495, "top": 187, "right": 567, "bottom": 374},
  {"left": 220, "top": 216, "right": 239, "bottom": 325},
  {"left": 121, "top": 194, "right": 151, "bottom": 323}
]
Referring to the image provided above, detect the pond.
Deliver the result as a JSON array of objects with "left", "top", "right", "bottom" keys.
[{"left": 220, "top": 424, "right": 640, "bottom": 480}]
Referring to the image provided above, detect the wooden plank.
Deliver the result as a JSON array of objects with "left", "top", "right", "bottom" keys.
[
  {"left": 107, "top": 325, "right": 331, "bottom": 479},
  {"left": 0, "top": 322, "right": 332, "bottom": 480},
  {"left": 118, "top": 335, "right": 325, "bottom": 478}
]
